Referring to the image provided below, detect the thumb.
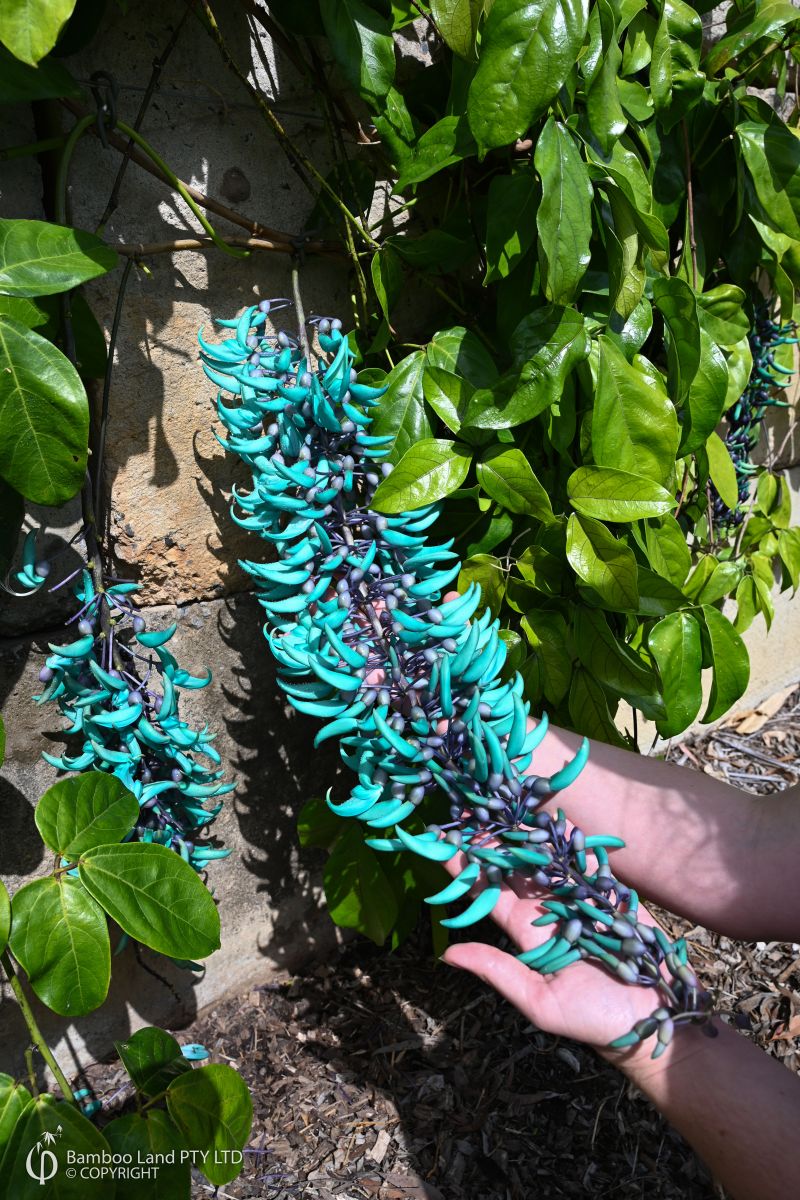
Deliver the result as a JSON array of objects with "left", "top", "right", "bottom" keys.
[{"left": 442, "top": 942, "right": 537, "bottom": 1016}]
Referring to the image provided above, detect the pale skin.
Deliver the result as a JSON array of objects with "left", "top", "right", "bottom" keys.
[{"left": 440, "top": 719, "right": 800, "bottom": 1200}]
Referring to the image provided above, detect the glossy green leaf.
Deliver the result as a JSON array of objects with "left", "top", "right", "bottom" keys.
[
  {"left": 0, "top": 317, "right": 88, "bottom": 505},
  {"left": 105, "top": 1110, "right": 189, "bottom": 1200},
  {"left": 695, "top": 285, "right": 749, "bottom": 348},
  {"left": 426, "top": 326, "right": 498, "bottom": 387},
  {"left": 395, "top": 115, "right": 475, "bottom": 188},
  {"left": 682, "top": 330, "right": 729, "bottom": 454},
  {"left": 370, "top": 246, "right": 403, "bottom": 321},
  {"left": 0, "top": 296, "right": 47, "bottom": 328},
  {"left": 0, "top": 219, "right": 116, "bottom": 297},
  {"left": 652, "top": 276, "right": 700, "bottom": 404},
  {"left": 78, "top": 842, "right": 221, "bottom": 960},
  {"left": 699, "top": 604, "right": 750, "bottom": 723},
  {"left": 9, "top": 876, "right": 110, "bottom": 1016},
  {"left": 643, "top": 514, "right": 691, "bottom": 585},
  {"left": 319, "top": 0, "right": 395, "bottom": 100},
  {"left": 778, "top": 528, "right": 800, "bottom": 592},
  {"left": 459, "top": 553, "right": 506, "bottom": 617},
  {"left": 573, "top": 607, "right": 664, "bottom": 717},
  {"left": 0, "top": 0, "right": 77, "bottom": 65},
  {"left": 115, "top": 1027, "right": 192, "bottom": 1097},
  {"left": 568, "top": 466, "right": 675, "bottom": 522},
  {"left": 431, "top": 0, "right": 485, "bottom": 58},
  {"left": 0, "top": 880, "right": 9, "bottom": 957},
  {"left": 372, "top": 438, "right": 472, "bottom": 512},
  {"left": 166, "top": 1064, "right": 252, "bottom": 1187},
  {"left": 606, "top": 186, "right": 646, "bottom": 320},
  {"left": 0, "top": 45, "right": 80, "bottom": 100},
  {"left": 35, "top": 775, "right": 138, "bottom": 859},
  {"left": 592, "top": 335, "right": 679, "bottom": 486},
  {"left": 737, "top": 121, "right": 800, "bottom": 242},
  {"left": 534, "top": 119, "right": 592, "bottom": 303},
  {"left": 0, "top": 1096, "right": 111, "bottom": 1200},
  {"left": 622, "top": 10, "right": 655, "bottom": 74},
  {"left": 322, "top": 825, "right": 398, "bottom": 944},
  {"left": 706, "top": 2, "right": 800, "bottom": 75},
  {"left": 706, "top": 431, "right": 739, "bottom": 511},
  {"left": 649, "top": 0, "right": 704, "bottom": 131},
  {"left": 734, "top": 574, "right": 759, "bottom": 633},
  {"left": 635, "top": 565, "right": 687, "bottom": 615},
  {"left": 422, "top": 364, "right": 475, "bottom": 433},
  {"left": 583, "top": 0, "right": 627, "bottom": 153},
  {"left": 484, "top": 170, "right": 538, "bottom": 283},
  {"left": 566, "top": 513, "right": 639, "bottom": 609},
  {"left": 0, "top": 1074, "right": 31, "bottom": 1155},
  {"left": 520, "top": 609, "right": 572, "bottom": 705},
  {"left": 467, "top": 0, "right": 589, "bottom": 154},
  {"left": 568, "top": 667, "right": 628, "bottom": 747},
  {"left": 476, "top": 446, "right": 554, "bottom": 521},
  {"left": 369, "top": 351, "right": 432, "bottom": 464},
  {"left": 648, "top": 611, "right": 702, "bottom": 737}
]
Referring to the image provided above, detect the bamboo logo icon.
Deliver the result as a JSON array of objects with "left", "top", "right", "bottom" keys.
[{"left": 25, "top": 1126, "right": 62, "bottom": 1185}]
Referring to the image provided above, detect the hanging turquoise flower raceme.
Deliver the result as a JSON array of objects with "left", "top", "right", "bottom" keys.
[
  {"left": 33, "top": 565, "right": 232, "bottom": 873},
  {"left": 200, "top": 298, "right": 715, "bottom": 1057}
]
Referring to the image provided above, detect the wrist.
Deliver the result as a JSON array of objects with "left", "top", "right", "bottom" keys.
[{"left": 597, "top": 1016, "right": 720, "bottom": 1089}]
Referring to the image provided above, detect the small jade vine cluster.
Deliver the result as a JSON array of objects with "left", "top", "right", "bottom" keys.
[
  {"left": 13, "top": 544, "right": 232, "bottom": 873},
  {"left": 200, "top": 298, "right": 715, "bottom": 1057},
  {"left": 712, "top": 301, "right": 798, "bottom": 531}
]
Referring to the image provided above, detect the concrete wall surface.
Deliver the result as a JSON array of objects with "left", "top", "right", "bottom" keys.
[{"left": 1, "top": 1, "right": 800, "bottom": 1081}]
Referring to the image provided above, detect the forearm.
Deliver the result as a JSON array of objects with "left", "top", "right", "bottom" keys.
[
  {"left": 609, "top": 1021, "right": 800, "bottom": 1200},
  {"left": 531, "top": 722, "right": 800, "bottom": 940}
]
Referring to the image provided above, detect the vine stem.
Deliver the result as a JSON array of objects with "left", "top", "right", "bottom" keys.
[
  {"left": 115, "top": 235, "right": 340, "bottom": 258},
  {"left": 291, "top": 261, "right": 311, "bottom": 363},
  {"left": 1, "top": 951, "right": 74, "bottom": 1102}
]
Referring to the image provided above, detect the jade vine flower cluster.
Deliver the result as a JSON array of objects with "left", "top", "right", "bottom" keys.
[
  {"left": 712, "top": 303, "right": 797, "bottom": 530},
  {"left": 200, "top": 299, "right": 714, "bottom": 1055},
  {"left": 28, "top": 563, "right": 231, "bottom": 873}
]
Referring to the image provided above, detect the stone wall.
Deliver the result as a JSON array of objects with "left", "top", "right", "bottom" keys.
[{"left": 1, "top": 1, "right": 800, "bottom": 1082}]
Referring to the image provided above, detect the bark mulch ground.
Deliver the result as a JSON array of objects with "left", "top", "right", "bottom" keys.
[{"left": 81, "top": 686, "right": 800, "bottom": 1200}]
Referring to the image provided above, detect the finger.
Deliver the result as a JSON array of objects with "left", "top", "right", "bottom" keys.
[{"left": 442, "top": 942, "right": 543, "bottom": 1014}]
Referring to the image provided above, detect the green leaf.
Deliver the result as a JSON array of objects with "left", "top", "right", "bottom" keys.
[
  {"left": 520, "top": 609, "right": 572, "bottom": 705},
  {"left": 422, "top": 364, "right": 475, "bottom": 434},
  {"left": 78, "top": 842, "right": 221, "bottom": 960},
  {"left": 0, "top": 296, "right": 47, "bottom": 328},
  {"left": 737, "top": 121, "right": 800, "bottom": 242},
  {"left": 682, "top": 330, "right": 728, "bottom": 454},
  {"left": 395, "top": 115, "right": 475, "bottom": 188},
  {"left": 698, "top": 604, "right": 750, "bottom": 723},
  {"left": 652, "top": 276, "right": 700, "bottom": 404},
  {"left": 38, "top": 292, "right": 108, "bottom": 379},
  {"left": 466, "top": 0, "right": 589, "bottom": 154},
  {"left": 105, "top": 1111, "right": 189, "bottom": 1200},
  {"left": 644, "top": 514, "right": 691, "bottom": 586},
  {"left": 622, "top": 10, "right": 655, "bottom": 75},
  {"left": 566, "top": 513, "right": 639, "bottom": 609},
  {"left": 734, "top": 574, "right": 758, "bottom": 633},
  {"left": 166, "top": 1064, "right": 252, "bottom": 1187},
  {"left": 458, "top": 553, "right": 506, "bottom": 617},
  {"left": 706, "top": 431, "right": 738, "bottom": 510},
  {"left": 573, "top": 606, "right": 664, "bottom": 717},
  {"left": 568, "top": 466, "right": 675, "bottom": 522},
  {"left": 695, "top": 285, "right": 749, "bottom": 348},
  {"left": 115, "top": 1027, "right": 192, "bottom": 1097},
  {"left": 0, "top": 1096, "right": 111, "bottom": 1200},
  {"left": 431, "top": 0, "right": 485, "bottom": 58},
  {"left": 778, "top": 528, "right": 800, "bottom": 592},
  {"left": 606, "top": 186, "right": 646, "bottom": 321},
  {"left": 583, "top": 0, "right": 627, "bottom": 153},
  {"left": 484, "top": 169, "right": 538, "bottom": 284},
  {"left": 0, "top": 0, "right": 77, "bottom": 65},
  {"left": 426, "top": 326, "right": 498, "bottom": 387},
  {"left": 592, "top": 335, "right": 679, "bottom": 486},
  {"left": 649, "top": 0, "right": 704, "bottom": 131},
  {"left": 534, "top": 119, "right": 592, "bottom": 303},
  {"left": 370, "top": 246, "right": 403, "bottom": 321},
  {"left": 648, "top": 611, "right": 702, "bottom": 737},
  {"left": 635, "top": 565, "right": 687, "bottom": 615},
  {"left": 476, "top": 446, "right": 554, "bottom": 521},
  {"left": 0, "top": 45, "right": 80, "bottom": 101},
  {"left": 0, "top": 317, "right": 88, "bottom": 505},
  {"left": 0, "top": 219, "right": 116, "bottom": 297},
  {"left": 372, "top": 438, "right": 472, "bottom": 512},
  {"left": 297, "top": 795, "right": 346, "bottom": 850},
  {"left": 0, "top": 880, "right": 9, "bottom": 956},
  {"left": 322, "top": 825, "right": 398, "bottom": 945},
  {"left": 0, "top": 1074, "right": 31, "bottom": 1155},
  {"left": 9, "top": 876, "right": 110, "bottom": 1016},
  {"left": 319, "top": 0, "right": 395, "bottom": 100},
  {"left": 369, "top": 351, "right": 432, "bottom": 464},
  {"left": 705, "top": 2, "right": 800, "bottom": 75},
  {"left": 568, "top": 667, "right": 628, "bottom": 747},
  {"left": 35, "top": 775, "right": 138, "bottom": 859}
]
